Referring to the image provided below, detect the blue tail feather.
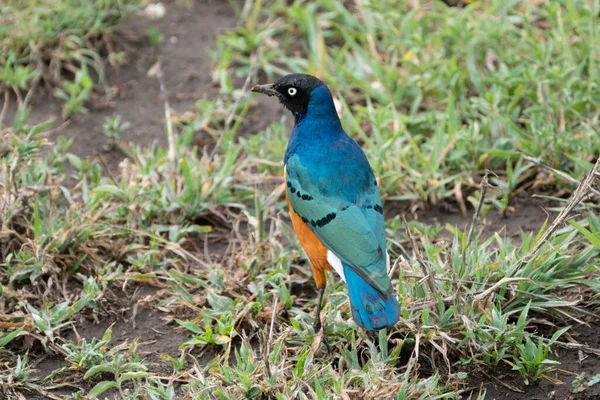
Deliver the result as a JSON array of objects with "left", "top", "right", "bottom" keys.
[{"left": 343, "top": 263, "right": 400, "bottom": 330}]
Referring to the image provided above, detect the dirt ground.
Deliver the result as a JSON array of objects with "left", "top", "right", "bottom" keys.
[
  {"left": 7, "top": 1, "right": 599, "bottom": 399},
  {"left": 470, "top": 321, "right": 600, "bottom": 400},
  {"left": 402, "top": 197, "right": 555, "bottom": 241},
  {"left": 4, "top": 0, "right": 285, "bottom": 167}
]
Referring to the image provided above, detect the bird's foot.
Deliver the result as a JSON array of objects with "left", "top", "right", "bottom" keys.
[
  {"left": 313, "top": 320, "right": 321, "bottom": 332},
  {"left": 313, "top": 320, "right": 331, "bottom": 353},
  {"left": 321, "top": 323, "right": 331, "bottom": 353},
  {"left": 312, "top": 287, "right": 330, "bottom": 353}
]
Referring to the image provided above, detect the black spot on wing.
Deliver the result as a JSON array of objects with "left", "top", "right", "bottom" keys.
[
  {"left": 363, "top": 204, "right": 383, "bottom": 214},
  {"left": 315, "top": 212, "right": 336, "bottom": 228},
  {"left": 287, "top": 181, "right": 297, "bottom": 194},
  {"left": 287, "top": 180, "right": 312, "bottom": 201},
  {"left": 305, "top": 212, "right": 337, "bottom": 229}
]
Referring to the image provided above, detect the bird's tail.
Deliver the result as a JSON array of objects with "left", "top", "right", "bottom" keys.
[{"left": 343, "top": 263, "right": 400, "bottom": 330}]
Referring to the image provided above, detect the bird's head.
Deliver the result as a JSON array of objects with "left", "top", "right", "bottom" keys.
[{"left": 251, "top": 74, "right": 325, "bottom": 115}]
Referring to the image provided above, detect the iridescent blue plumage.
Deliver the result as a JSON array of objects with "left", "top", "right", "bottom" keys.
[{"left": 283, "top": 84, "right": 400, "bottom": 330}]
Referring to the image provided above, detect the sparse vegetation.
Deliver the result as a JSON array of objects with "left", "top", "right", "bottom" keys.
[
  {"left": 1, "top": 1, "right": 599, "bottom": 399},
  {"left": 0, "top": 0, "right": 141, "bottom": 115}
]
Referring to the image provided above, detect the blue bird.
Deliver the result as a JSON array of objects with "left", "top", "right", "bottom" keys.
[{"left": 252, "top": 74, "right": 400, "bottom": 341}]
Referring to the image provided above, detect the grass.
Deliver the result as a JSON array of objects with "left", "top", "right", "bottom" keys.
[
  {"left": 1, "top": 0, "right": 600, "bottom": 399},
  {"left": 0, "top": 0, "right": 141, "bottom": 119},
  {"left": 218, "top": 0, "right": 600, "bottom": 205}
]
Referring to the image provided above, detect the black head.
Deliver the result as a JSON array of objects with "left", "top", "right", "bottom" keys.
[{"left": 251, "top": 74, "right": 324, "bottom": 114}]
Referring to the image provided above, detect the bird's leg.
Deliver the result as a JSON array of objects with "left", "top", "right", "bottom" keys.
[
  {"left": 313, "top": 287, "right": 331, "bottom": 352},
  {"left": 312, "top": 287, "right": 325, "bottom": 330}
]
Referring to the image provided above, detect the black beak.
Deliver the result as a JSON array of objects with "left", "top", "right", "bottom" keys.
[{"left": 251, "top": 83, "right": 278, "bottom": 97}]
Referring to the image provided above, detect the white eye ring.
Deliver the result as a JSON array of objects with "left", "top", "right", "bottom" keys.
[{"left": 287, "top": 87, "right": 297, "bottom": 96}]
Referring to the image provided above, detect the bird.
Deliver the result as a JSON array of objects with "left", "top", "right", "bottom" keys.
[{"left": 252, "top": 74, "right": 400, "bottom": 343}]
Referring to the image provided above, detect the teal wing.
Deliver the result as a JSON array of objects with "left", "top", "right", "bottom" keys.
[{"left": 285, "top": 154, "right": 391, "bottom": 294}]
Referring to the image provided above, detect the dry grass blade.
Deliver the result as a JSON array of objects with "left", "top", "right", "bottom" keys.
[
  {"left": 0, "top": 90, "right": 9, "bottom": 128},
  {"left": 472, "top": 277, "right": 530, "bottom": 310},
  {"left": 465, "top": 170, "right": 490, "bottom": 247},
  {"left": 148, "top": 61, "right": 176, "bottom": 167},
  {"left": 519, "top": 152, "right": 600, "bottom": 197},
  {"left": 533, "top": 336, "right": 600, "bottom": 356},
  {"left": 264, "top": 294, "right": 278, "bottom": 379},
  {"left": 402, "top": 214, "right": 438, "bottom": 298},
  {"left": 510, "top": 156, "right": 600, "bottom": 277}
]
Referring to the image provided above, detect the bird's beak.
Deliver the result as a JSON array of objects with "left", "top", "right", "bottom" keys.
[{"left": 251, "top": 83, "right": 278, "bottom": 97}]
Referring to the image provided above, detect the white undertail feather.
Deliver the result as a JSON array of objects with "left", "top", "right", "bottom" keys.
[
  {"left": 326, "top": 250, "right": 346, "bottom": 282},
  {"left": 326, "top": 250, "right": 390, "bottom": 283},
  {"left": 386, "top": 251, "right": 390, "bottom": 274}
]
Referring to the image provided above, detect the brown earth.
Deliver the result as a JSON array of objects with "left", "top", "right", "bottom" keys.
[
  {"left": 30, "top": 287, "right": 190, "bottom": 399},
  {"left": 400, "top": 196, "right": 556, "bottom": 242},
  {"left": 3, "top": 0, "right": 285, "bottom": 165},
  {"left": 4, "top": 1, "right": 599, "bottom": 399},
  {"left": 469, "top": 321, "right": 600, "bottom": 400}
]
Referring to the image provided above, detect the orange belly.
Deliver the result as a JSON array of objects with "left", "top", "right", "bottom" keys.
[{"left": 284, "top": 172, "right": 332, "bottom": 288}]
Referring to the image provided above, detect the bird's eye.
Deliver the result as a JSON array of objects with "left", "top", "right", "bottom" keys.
[{"left": 287, "top": 87, "right": 297, "bottom": 96}]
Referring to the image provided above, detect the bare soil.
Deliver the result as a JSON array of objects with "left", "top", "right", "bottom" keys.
[
  {"left": 400, "top": 197, "right": 556, "bottom": 242},
  {"left": 29, "top": 285, "right": 191, "bottom": 399},
  {"left": 3, "top": 0, "right": 284, "bottom": 166},
  {"left": 5, "top": 1, "right": 599, "bottom": 399},
  {"left": 469, "top": 321, "right": 600, "bottom": 400}
]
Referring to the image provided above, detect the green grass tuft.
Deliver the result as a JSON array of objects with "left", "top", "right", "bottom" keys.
[{"left": 0, "top": 0, "right": 141, "bottom": 114}]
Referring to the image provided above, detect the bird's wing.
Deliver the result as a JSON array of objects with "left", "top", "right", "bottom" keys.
[{"left": 285, "top": 153, "right": 391, "bottom": 294}]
